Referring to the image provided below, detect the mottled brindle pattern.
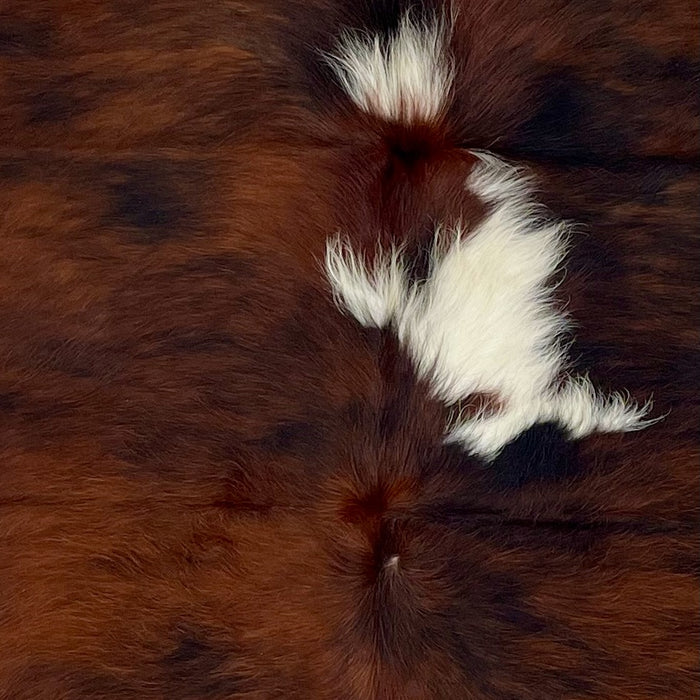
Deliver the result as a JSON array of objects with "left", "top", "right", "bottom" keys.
[{"left": 1, "top": 0, "right": 698, "bottom": 698}]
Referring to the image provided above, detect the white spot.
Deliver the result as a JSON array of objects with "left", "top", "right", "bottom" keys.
[
  {"left": 324, "top": 237, "right": 408, "bottom": 328},
  {"left": 447, "top": 377, "right": 657, "bottom": 460},
  {"left": 398, "top": 158, "right": 569, "bottom": 407},
  {"left": 325, "top": 11, "right": 454, "bottom": 124},
  {"left": 325, "top": 152, "right": 658, "bottom": 459},
  {"left": 384, "top": 555, "right": 400, "bottom": 571}
]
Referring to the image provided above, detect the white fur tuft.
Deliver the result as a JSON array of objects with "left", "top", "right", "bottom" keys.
[
  {"left": 325, "top": 153, "right": 658, "bottom": 460},
  {"left": 446, "top": 377, "right": 658, "bottom": 460},
  {"left": 324, "top": 236, "right": 407, "bottom": 328},
  {"left": 325, "top": 12, "right": 454, "bottom": 124}
]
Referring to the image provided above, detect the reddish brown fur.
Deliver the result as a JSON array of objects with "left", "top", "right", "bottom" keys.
[{"left": 1, "top": 0, "right": 698, "bottom": 698}]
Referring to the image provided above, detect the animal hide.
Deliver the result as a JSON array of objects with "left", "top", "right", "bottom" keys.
[{"left": 0, "top": 1, "right": 698, "bottom": 698}]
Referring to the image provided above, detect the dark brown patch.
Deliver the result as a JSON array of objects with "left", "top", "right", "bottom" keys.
[
  {"left": 160, "top": 630, "right": 246, "bottom": 698},
  {"left": 104, "top": 161, "right": 201, "bottom": 242},
  {"left": 258, "top": 420, "right": 326, "bottom": 458},
  {"left": 0, "top": 18, "right": 53, "bottom": 56},
  {"left": 25, "top": 74, "right": 91, "bottom": 124},
  {"left": 507, "top": 70, "right": 636, "bottom": 166},
  {"left": 489, "top": 422, "right": 581, "bottom": 489},
  {"left": 0, "top": 391, "right": 20, "bottom": 412}
]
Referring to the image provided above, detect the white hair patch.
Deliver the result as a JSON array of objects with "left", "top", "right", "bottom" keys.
[
  {"left": 325, "top": 12, "right": 454, "bottom": 124},
  {"left": 325, "top": 152, "right": 658, "bottom": 460}
]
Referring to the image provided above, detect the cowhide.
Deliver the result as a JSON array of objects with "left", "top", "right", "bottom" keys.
[{"left": 1, "top": 1, "right": 698, "bottom": 698}]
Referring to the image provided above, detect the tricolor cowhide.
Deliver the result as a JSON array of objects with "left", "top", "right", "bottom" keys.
[{"left": 1, "top": 1, "right": 698, "bottom": 698}]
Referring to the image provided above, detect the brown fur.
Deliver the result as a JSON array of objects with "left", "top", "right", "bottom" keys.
[{"left": 1, "top": 0, "right": 698, "bottom": 698}]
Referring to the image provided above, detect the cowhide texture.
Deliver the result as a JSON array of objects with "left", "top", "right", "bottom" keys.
[{"left": 0, "top": 1, "right": 698, "bottom": 698}]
